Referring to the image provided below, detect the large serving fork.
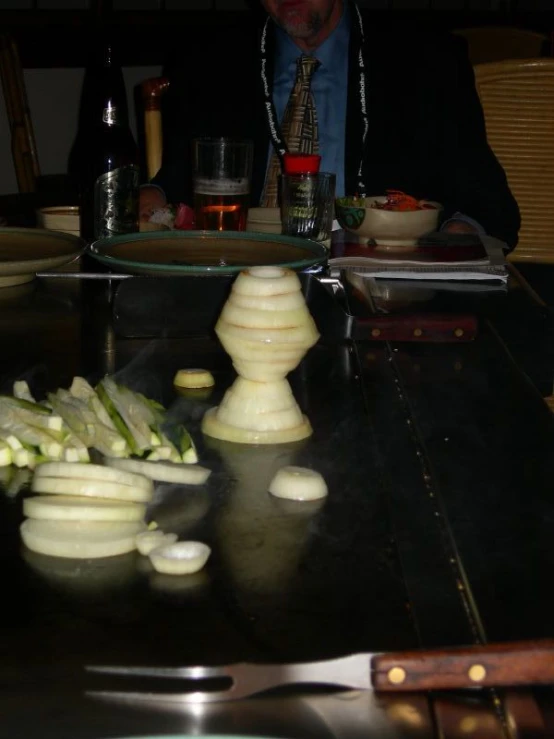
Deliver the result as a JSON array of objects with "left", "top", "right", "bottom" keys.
[{"left": 86, "top": 639, "right": 554, "bottom": 704}]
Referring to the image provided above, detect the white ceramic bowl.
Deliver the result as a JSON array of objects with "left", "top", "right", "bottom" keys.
[
  {"left": 336, "top": 196, "right": 442, "bottom": 246},
  {"left": 36, "top": 206, "right": 80, "bottom": 237},
  {"left": 245, "top": 207, "right": 282, "bottom": 235}
]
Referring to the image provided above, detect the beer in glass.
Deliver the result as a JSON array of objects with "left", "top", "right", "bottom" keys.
[{"left": 193, "top": 138, "right": 253, "bottom": 232}]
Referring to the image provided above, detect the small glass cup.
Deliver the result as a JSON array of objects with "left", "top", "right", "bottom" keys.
[
  {"left": 193, "top": 137, "right": 253, "bottom": 232},
  {"left": 280, "top": 172, "right": 336, "bottom": 246}
]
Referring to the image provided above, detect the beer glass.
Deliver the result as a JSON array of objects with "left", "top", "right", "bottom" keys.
[{"left": 193, "top": 138, "right": 253, "bottom": 231}]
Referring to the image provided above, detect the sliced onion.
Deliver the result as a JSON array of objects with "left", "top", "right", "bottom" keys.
[
  {"left": 34, "top": 461, "right": 153, "bottom": 494},
  {"left": 203, "top": 265, "right": 318, "bottom": 445},
  {"left": 232, "top": 267, "right": 301, "bottom": 297},
  {"left": 216, "top": 332, "right": 304, "bottom": 363},
  {"left": 216, "top": 318, "right": 319, "bottom": 346},
  {"left": 23, "top": 494, "right": 146, "bottom": 522},
  {"left": 216, "top": 403, "right": 304, "bottom": 432},
  {"left": 220, "top": 302, "right": 311, "bottom": 330},
  {"left": 136, "top": 530, "right": 178, "bottom": 556},
  {"left": 221, "top": 379, "right": 294, "bottom": 414},
  {"left": 232, "top": 359, "right": 300, "bottom": 382},
  {"left": 268, "top": 466, "right": 328, "bottom": 501},
  {"left": 173, "top": 368, "right": 215, "bottom": 389},
  {"left": 230, "top": 377, "right": 292, "bottom": 400},
  {"left": 202, "top": 407, "right": 312, "bottom": 444},
  {"left": 105, "top": 457, "right": 211, "bottom": 485},
  {"left": 20, "top": 518, "right": 145, "bottom": 559},
  {"left": 31, "top": 476, "right": 153, "bottom": 503},
  {"left": 148, "top": 541, "right": 211, "bottom": 575},
  {"left": 229, "top": 290, "right": 306, "bottom": 311}
]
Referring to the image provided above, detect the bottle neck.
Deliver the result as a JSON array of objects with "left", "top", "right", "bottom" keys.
[
  {"left": 94, "top": 65, "right": 129, "bottom": 128},
  {"left": 80, "top": 40, "right": 130, "bottom": 130}
]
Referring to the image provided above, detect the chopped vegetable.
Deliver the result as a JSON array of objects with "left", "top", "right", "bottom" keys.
[
  {"left": 20, "top": 518, "right": 145, "bottom": 559},
  {"left": 232, "top": 266, "right": 303, "bottom": 297},
  {"left": 0, "top": 415, "right": 64, "bottom": 459},
  {"left": 0, "top": 440, "right": 12, "bottom": 467},
  {"left": 148, "top": 541, "right": 211, "bottom": 575},
  {"left": 0, "top": 395, "right": 53, "bottom": 417},
  {"left": 23, "top": 494, "right": 146, "bottom": 522},
  {"left": 173, "top": 369, "right": 215, "bottom": 389},
  {"left": 202, "top": 408, "right": 312, "bottom": 444},
  {"left": 5, "top": 468, "right": 32, "bottom": 498},
  {"left": 12, "top": 381, "right": 36, "bottom": 403},
  {"left": 34, "top": 461, "right": 153, "bottom": 494},
  {"left": 136, "top": 530, "right": 178, "bottom": 556},
  {"left": 69, "top": 376, "right": 119, "bottom": 431},
  {"left": 3, "top": 375, "right": 200, "bottom": 470},
  {"left": 47, "top": 390, "right": 128, "bottom": 457},
  {"left": 268, "top": 466, "right": 328, "bottom": 501},
  {"left": 202, "top": 266, "right": 316, "bottom": 443},
  {"left": 106, "top": 457, "right": 211, "bottom": 485},
  {"left": 96, "top": 379, "right": 151, "bottom": 455},
  {"left": 96, "top": 378, "right": 186, "bottom": 463},
  {"left": 31, "top": 476, "right": 153, "bottom": 504}
]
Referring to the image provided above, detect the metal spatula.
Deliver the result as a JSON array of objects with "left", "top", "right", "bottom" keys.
[{"left": 86, "top": 638, "right": 554, "bottom": 704}]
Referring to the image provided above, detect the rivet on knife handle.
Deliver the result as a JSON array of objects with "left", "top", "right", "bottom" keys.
[{"left": 372, "top": 639, "right": 554, "bottom": 692}]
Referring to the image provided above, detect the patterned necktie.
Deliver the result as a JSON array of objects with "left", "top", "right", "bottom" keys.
[{"left": 261, "top": 55, "right": 320, "bottom": 208}]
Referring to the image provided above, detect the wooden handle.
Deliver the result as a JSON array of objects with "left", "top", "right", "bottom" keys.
[
  {"left": 356, "top": 314, "right": 477, "bottom": 342},
  {"left": 142, "top": 77, "right": 170, "bottom": 181},
  {"left": 141, "top": 76, "right": 170, "bottom": 111},
  {"left": 145, "top": 110, "right": 163, "bottom": 181},
  {"left": 372, "top": 639, "right": 554, "bottom": 692}
]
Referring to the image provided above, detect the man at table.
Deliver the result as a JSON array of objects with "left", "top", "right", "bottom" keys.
[{"left": 140, "top": 0, "right": 520, "bottom": 251}]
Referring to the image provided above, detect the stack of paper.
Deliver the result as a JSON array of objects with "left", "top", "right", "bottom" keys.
[{"left": 329, "top": 234, "right": 508, "bottom": 284}]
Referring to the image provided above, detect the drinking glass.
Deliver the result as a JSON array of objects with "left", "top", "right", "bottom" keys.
[
  {"left": 280, "top": 172, "right": 336, "bottom": 246},
  {"left": 193, "top": 138, "right": 253, "bottom": 231}
]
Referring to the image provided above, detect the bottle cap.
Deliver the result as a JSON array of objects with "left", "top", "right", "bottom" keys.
[{"left": 283, "top": 153, "right": 321, "bottom": 174}]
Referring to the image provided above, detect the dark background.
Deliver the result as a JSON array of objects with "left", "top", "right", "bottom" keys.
[{"left": 1, "top": 0, "right": 553, "bottom": 69}]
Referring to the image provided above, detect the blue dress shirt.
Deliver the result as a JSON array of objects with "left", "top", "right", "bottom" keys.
[{"left": 272, "top": 5, "right": 350, "bottom": 197}]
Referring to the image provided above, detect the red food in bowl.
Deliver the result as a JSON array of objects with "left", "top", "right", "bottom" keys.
[{"left": 371, "top": 189, "right": 437, "bottom": 212}]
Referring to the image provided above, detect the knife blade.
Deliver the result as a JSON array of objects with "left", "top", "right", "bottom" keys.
[{"left": 86, "top": 638, "right": 554, "bottom": 704}]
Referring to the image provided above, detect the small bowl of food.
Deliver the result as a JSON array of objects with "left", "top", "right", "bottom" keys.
[
  {"left": 246, "top": 207, "right": 282, "bottom": 235},
  {"left": 336, "top": 190, "right": 442, "bottom": 247},
  {"left": 36, "top": 206, "right": 80, "bottom": 237}
]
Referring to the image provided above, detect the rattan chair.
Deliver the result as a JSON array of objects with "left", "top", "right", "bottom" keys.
[
  {"left": 455, "top": 27, "right": 549, "bottom": 65},
  {"left": 474, "top": 58, "right": 554, "bottom": 263},
  {"left": 0, "top": 34, "right": 40, "bottom": 193}
]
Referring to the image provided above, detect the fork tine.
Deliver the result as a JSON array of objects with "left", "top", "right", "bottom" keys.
[
  {"left": 86, "top": 665, "right": 227, "bottom": 680},
  {"left": 86, "top": 663, "right": 280, "bottom": 703},
  {"left": 87, "top": 687, "right": 250, "bottom": 704}
]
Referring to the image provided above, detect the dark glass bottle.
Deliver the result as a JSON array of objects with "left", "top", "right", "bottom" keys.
[{"left": 71, "top": 37, "right": 139, "bottom": 243}]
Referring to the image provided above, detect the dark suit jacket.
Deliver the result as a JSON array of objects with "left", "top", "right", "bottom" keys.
[{"left": 154, "top": 5, "right": 520, "bottom": 250}]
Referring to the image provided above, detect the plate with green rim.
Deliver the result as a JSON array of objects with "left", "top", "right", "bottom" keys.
[
  {"left": 87, "top": 230, "right": 328, "bottom": 277},
  {"left": 0, "top": 227, "right": 84, "bottom": 287}
]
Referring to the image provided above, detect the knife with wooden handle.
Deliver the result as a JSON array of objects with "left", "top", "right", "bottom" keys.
[{"left": 86, "top": 639, "right": 554, "bottom": 704}]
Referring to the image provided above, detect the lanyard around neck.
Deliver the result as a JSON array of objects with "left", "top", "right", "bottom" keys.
[{"left": 259, "top": 1, "right": 369, "bottom": 196}]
